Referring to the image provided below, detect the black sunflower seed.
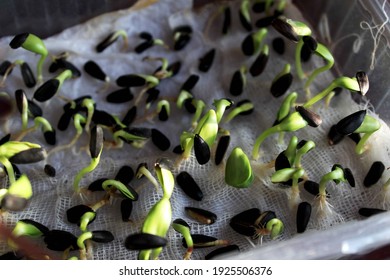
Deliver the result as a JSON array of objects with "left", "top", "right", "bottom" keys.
[
  {"left": 0, "top": 94, "right": 13, "bottom": 120},
  {"left": 88, "top": 177, "right": 109, "bottom": 192},
  {"left": 173, "top": 26, "right": 192, "bottom": 51},
  {"left": 301, "top": 43, "right": 312, "bottom": 62},
  {"left": 91, "top": 230, "right": 114, "bottom": 243},
  {"left": 167, "top": 61, "right": 181, "bottom": 77},
  {"left": 138, "top": 32, "right": 152, "bottom": 40},
  {"left": 172, "top": 144, "right": 184, "bottom": 154},
  {"left": 205, "top": 245, "right": 240, "bottom": 260},
  {"left": 295, "top": 106, "right": 322, "bottom": 127},
  {"left": 328, "top": 124, "right": 345, "bottom": 145},
  {"left": 176, "top": 171, "right": 203, "bottom": 201},
  {"left": 20, "top": 62, "right": 36, "bottom": 88},
  {"left": 303, "top": 180, "right": 329, "bottom": 197},
  {"left": 181, "top": 74, "right": 200, "bottom": 92},
  {"left": 92, "top": 109, "right": 117, "bottom": 127},
  {"left": 158, "top": 105, "right": 169, "bottom": 121},
  {"left": 229, "top": 208, "right": 261, "bottom": 237},
  {"left": 185, "top": 207, "right": 217, "bottom": 225},
  {"left": 83, "top": 60, "right": 107, "bottom": 81},
  {"left": 222, "top": 6, "right": 231, "bottom": 34},
  {"left": 356, "top": 71, "right": 369, "bottom": 95},
  {"left": 0, "top": 133, "right": 11, "bottom": 145},
  {"left": 9, "top": 33, "right": 29, "bottom": 49},
  {"left": 184, "top": 98, "right": 196, "bottom": 113},
  {"left": 296, "top": 202, "right": 311, "bottom": 233},
  {"left": 89, "top": 125, "right": 103, "bottom": 158},
  {"left": 44, "top": 164, "right": 56, "bottom": 177},
  {"left": 173, "top": 218, "right": 190, "bottom": 229},
  {"left": 194, "top": 134, "right": 210, "bottom": 165},
  {"left": 182, "top": 234, "right": 218, "bottom": 248},
  {"left": 344, "top": 168, "right": 355, "bottom": 187},
  {"left": 255, "top": 13, "right": 280, "bottom": 28},
  {"left": 135, "top": 40, "right": 154, "bottom": 53},
  {"left": 348, "top": 133, "right": 361, "bottom": 144},
  {"left": 302, "top": 36, "right": 318, "bottom": 52},
  {"left": 121, "top": 198, "right": 133, "bottom": 222},
  {"left": 28, "top": 100, "right": 43, "bottom": 118},
  {"left": 274, "top": 151, "right": 291, "bottom": 171},
  {"left": 229, "top": 70, "right": 244, "bottom": 96},
  {"left": 115, "top": 165, "right": 134, "bottom": 185},
  {"left": 9, "top": 147, "right": 46, "bottom": 164},
  {"left": 270, "top": 73, "right": 293, "bottom": 97},
  {"left": 250, "top": 50, "right": 269, "bottom": 77},
  {"left": 252, "top": 1, "right": 267, "bottom": 13},
  {"left": 145, "top": 88, "right": 159, "bottom": 106},
  {"left": 4, "top": 163, "right": 21, "bottom": 180},
  {"left": 96, "top": 32, "right": 120, "bottom": 53},
  {"left": 106, "top": 88, "right": 133, "bottom": 103},
  {"left": 116, "top": 74, "right": 146, "bottom": 87},
  {"left": 358, "top": 207, "right": 386, "bottom": 217},
  {"left": 122, "top": 106, "right": 137, "bottom": 126},
  {"left": 57, "top": 59, "right": 81, "bottom": 78},
  {"left": 241, "top": 34, "right": 255, "bottom": 56},
  {"left": 215, "top": 135, "right": 230, "bottom": 166},
  {"left": 272, "top": 37, "right": 285, "bottom": 55},
  {"left": 57, "top": 110, "right": 73, "bottom": 131},
  {"left": 198, "top": 49, "right": 216, "bottom": 72},
  {"left": 271, "top": 17, "right": 299, "bottom": 42},
  {"left": 335, "top": 110, "right": 366, "bottom": 135},
  {"left": 125, "top": 233, "right": 167, "bottom": 250},
  {"left": 43, "top": 130, "right": 56, "bottom": 145},
  {"left": 20, "top": 219, "right": 50, "bottom": 235},
  {"left": 66, "top": 205, "right": 95, "bottom": 225},
  {"left": 0, "top": 60, "right": 12, "bottom": 75},
  {"left": 151, "top": 128, "right": 171, "bottom": 151},
  {"left": 15, "top": 89, "right": 27, "bottom": 114},
  {"left": 239, "top": 10, "right": 252, "bottom": 32},
  {"left": 44, "top": 230, "right": 78, "bottom": 251},
  {"left": 364, "top": 161, "right": 385, "bottom": 188},
  {"left": 256, "top": 211, "right": 277, "bottom": 228},
  {"left": 33, "top": 79, "right": 60, "bottom": 102},
  {"left": 0, "top": 195, "right": 27, "bottom": 211}
]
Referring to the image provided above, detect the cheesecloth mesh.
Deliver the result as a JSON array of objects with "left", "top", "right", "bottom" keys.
[{"left": 0, "top": 0, "right": 390, "bottom": 260}]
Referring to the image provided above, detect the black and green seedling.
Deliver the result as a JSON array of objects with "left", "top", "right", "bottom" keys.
[
  {"left": 271, "top": 167, "right": 305, "bottom": 208},
  {"left": 225, "top": 147, "right": 253, "bottom": 188},
  {"left": 149, "top": 57, "right": 181, "bottom": 80},
  {"left": 135, "top": 32, "right": 167, "bottom": 53},
  {"left": 172, "top": 219, "right": 193, "bottom": 260},
  {"left": 66, "top": 204, "right": 96, "bottom": 229},
  {"left": 102, "top": 178, "right": 139, "bottom": 201},
  {"left": 115, "top": 165, "right": 134, "bottom": 186},
  {"left": 270, "top": 63, "right": 293, "bottom": 98},
  {"left": 2, "top": 60, "right": 37, "bottom": 88},
  {"left": 73, "top": 126, "right": 103, "bottom": 194},
  {"left": 44, "top": 230, "right": 78, "bottom": 252},
  {"left": 296, "top": 201, "right": 311, "bottom": 233},
  {"left": 44, "top": 164, "right": 56, "bottom": 177},
  {"left": 121, "top": 106, "right": 137, "bottom": 127},
  {"left": 172, "top": 25, "right": 192, "bottom": 51},
  {"left": 87, "top": 178, "right": 108, "bottom": 192},
  {"left": 273, "top": 92, "right": 298, "bottom": 131},
  {"left": 83, "top": 60, "right": 110, "bottom": 85},
  {"left": 241, "top": 28, "right": 268, "bottom": 56},
  {"left": 176, "top": 171, "right": 204, "bottom": 201},
  {"left": 8, "top": 219, "right": 49, "bottom": 250},
  {"left": 182, "top": 234, "right": 229, "bottom": 249},
  {"left": 116, "top": 73, "right": 159, "bottom": 105},
  {"left": 56, "top": 95, "right": 90, "bottom": 131},
  {"left": 335, "top": 110, "right": 380, "bottom": 154},
  {"left": 121, "top": 198, "right": 133, "bottom": 222},
  {"left": 135, "top": 163, "right": 159, "bottom": 190},
  {"left": 205, "top": 245, "right": 240, "bottom": 260},
  {"left": 194, "top": 134, "right": 211, "bottom": 165},
  {"left": 230, "top": 208, "right": 262, "bottom": 237},
  {"left": 327, "top": 124, "right": 345, "bottom": 146},
  {"left": 49, "top": 54, "right": 81, "bottom": 78},
  {"left": 9, "top": 33, "right": 48, "bottom": 82},
  {"left": 215, "top": 132, "right": 230, "bottom": 166},
  {"left": 125, "top": 233, "right": 167, "bottom": 250},
  {"left": 33, "top": 69, "right": 72, "bottom": 102},
  {"left": 222, "top": 100, "right": 254, "bottom": 123},
  {"left": 229, "top": 66, "right": 247, "bottom": 96},
  {"left": 151, "top": 128, "right": 171, "bottom": 151},
  {"left": 106, "top": 88, "right": 133, "bottom": 103},
  {"left": 92, "top": 109, "right": 118, "bottom": 128},
  {"left": 96, "top": 30, "right": 128, "bottom": 53},
  {"left": 198, "top": 49, "right": 216, "bottom": 72},
  {"left": 14, "top": 116, "right": 56, "bottom": 145},
  {"left": 185, "top": 206, "right": 217, "bottom": 225},
  {"left": 113, "top": 127, "right": 151, "bottom": 148},
  {"left": 156, "top": 100, "right": 170, "bottom": 121},
  {"left": 358, "top": 207, "right": 387, "bottom": 217},
  {"left": 239, "top": 0, "right": 252, "bottom": 31},
  {"left": 295, "top": 106, "right": 322, "bottom": 127},
  {"left": 77, "top": 230, "right": 114, "bottom": 259},
  {"left": 15, "top": 89, "right": 33, "bottom": 129},
  {"left": 364, "top": 161, "right": 385, "bottom": 188},
  {"left": 272, "top": 37, "right": 285, "bottom": 55},
  {"left": 249, "top": 45, "right": 269, "bottom": 77},
  {"left": 0, "top": 174, "right": 32, "bottom": 211}
]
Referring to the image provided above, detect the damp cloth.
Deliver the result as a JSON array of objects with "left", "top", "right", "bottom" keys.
[{"left": 0, "top": 0, "right": 390, "bottom": 260}]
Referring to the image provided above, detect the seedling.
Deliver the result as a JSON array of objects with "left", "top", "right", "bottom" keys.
[
  {"left": 33, "top": 69, "right": 73, "bottom": 102},
  {"left": 270, "top": 63, "right": 293, "bottom": 98},
  {"left": 96, "top": 30, "right": 128, "bottom": 53},
  {"left": 172, "top": 219, "right": 193, "bottom": 260},
  {"left": 239, "top": 0, "right": 252, "bottom": 31},
  {"left": 225, "top": 147, "right": 254, "bottom": 188},
  {"left": 241, "top": 28, "right": 268, "bottom": 56}
]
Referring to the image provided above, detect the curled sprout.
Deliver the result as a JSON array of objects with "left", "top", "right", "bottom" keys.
[
  {"left": 274, "top": 92, "right": 298, "bottom": 143},
  {"left": 176, "top": 90, "right": 193, "bottom": 109},
  {"left": 352, "top": 115, "right": 381, "bottom": 155},
  {"left": 223, "top": 101, "right": 254, "bottom": 123},
  {"left": 172, "top": 219, "right": 193, "bottom": 260},
  {"left": 81, "top": 98, "right": 95, "bottom": 133},
  {"left": 14, "top": 116, "right": 54, "bottom": 143},
  {"left": 191, "top": 99, "right": 206, "bottom": 127},
  {"left": 77, "top": 231, "right": 93, "bottom": 260},
  {"left": 136, "top": 163, "right": 159, "bottom": 191},
  {"left": 213, "top": 98, "right": 233, "bottom": 123}
]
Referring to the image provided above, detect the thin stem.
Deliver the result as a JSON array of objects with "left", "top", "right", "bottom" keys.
[
  {"left": 252, "top": 125, "right": 281, "bottom": 160},
  {"left": 0, "top": 156, "right": 15, "bottom": 184},
  {"left": 73, "top": 157, "right": 101, "bottom": 194},
  {"left": 304, "top": 44, "right": 334, "bottom": 89},
  {"left": 295, "top": 38, "right": 305, "bottom": 79},
  {"left": 318, "top": 168, "right": 344, "bottom": 196},
  {"left": 355, "top": 132, "right": 375, "bottom": 155},
  {"left": 36, "top": 54, "right": 47, "bottom": 83}
]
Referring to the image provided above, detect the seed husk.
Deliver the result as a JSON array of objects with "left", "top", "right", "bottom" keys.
[
  {"left": 0, "top": 94, "right": 13, "bottom": 120},
  {"left": 271, "top": 17, "right": 299, "bottom": 42},
  {"left": 358, "top": 207, "right": 386, "bottom": 217},
  {"left": 116, "top": 74, "right": 146, "bottom": 87},
  {"left": 348, "top": 133, "right": 361, "bottom": 144},
  {"left": 9, "top": 147, "right": 46, "bottom": 164},
  {"left": 151, "top": 128, "right": 171, "bottom": 151},
  {"left": 173, "top": 25, "right": 192, "bottom": 51},
  {"left": 95, "top": 32, "right": 120, "bottom": 53},
  {"left": 205, "top": 245, "right": 240, "bottom": 260},
  {"left": 43, "top": 130, "right": 56, "bottom": 145},
  {"left": 49, "top": 58, "right": 81, "bottom": 78},
  {"left": 356, "top": 71, "right": 369, "bottom": 95},
  {"left": 229, "top": 70, "right": 244, "bottom": 96},
  {"left": 91, "top": 230, "right": 114, "bottom": 243},
  {"left": 181, "top": 74, "right": 200, "bottom": 92},
  {"left": 66, "top": 205, "right": 95, "bottom": 225},
  {"left": 1, "top": 195, "right": 28, "bottom": 211},
  {"left": 229, "top": 208, "right": 261, "bottom": 237},
  {"left": 176, "top": 171, "right": 204, "bottom": 201},
  {"left": 182, "top": 234, "right": 220, "bottom": 248},
  {"left": 185, "top": 206, "right": 217, "bottom": 225},
  {"left": 184, "top": 98, "right": 196, "bottom": 114},
  {"left": 198, "top": 49, "right": 216, "bottom": 72},
  {"left": 44, "top": 164, "right": 56, "bottom": 177},
  {"left": 255, "top": 13, "right": 281, "bottom": 28},
  {"left": 215, "top": 135, "right": 230, "bottom": 166},
  {"left": 158, "top": 105, "right": 169, "bottom": 121},
  {"left": 145, "top": 88, "right": 160, "bottom": 106},
  {"left": 241, "top": 34, "right": 255, "bottom": 56},
  {"left": 272, "top": 37, "right": 285, "bottom": 55},
  {"left": 83, "top": 60, "right": 107, "bottom": 81},
  {"left": 222, "top": 6, "right": 231, "bottom": 34},
  {"left": 335, "top": 110, "right": 366, "bottom": 135},
  {"left": 0, "top": 133, "right": 11, "bottom": 145},
  {"left": 301, "top": 43, "right": 312, "bottom": 62},
  {"left": 121, "top": 198, "right": 133, "bottom": 222},
  {"left": 172, "top": 144, "right": 184, "bottom": 155},
  {"left": 296, "top": 201, "right": 311, "bottom": 233},
  {"left": 57, "top": 111, "right": 73, "bottom": 131},
  {"left": 135, "top": 40, "right": 154, "bottom": 54},
  {"left": 274, "top": 151, "right": 291, "bottom": 171},
  {"left": 106, "top": 88, "right": 133, "bottom": 103},
  {"left": 122, "top": 106, "right": 137, "bottom": 126},
  {"left": 9, "top": 33, "right": 29, "bottom": 49},
  {"left": 33, "top": 79, "right": 60, "bottom": 102},
  {"left": 270, "top": 73, "right": 293, "bottom": 98},
  {"left": 125, "top": 233, "right": 167, "bottom": 250},
  {"left": 44, "top": 229, "right": 78, "bottom": 251},
  {"left": 115, "top": 165, "right": 134, "bottom": 185},
  {"left": 328, "top": 124, "right": 345, "bottom": 145},
  {"left": 344, "top": 168, "right": 355, "bottom": 187},
  {"left": 249, "top": 48, "right": 269, "bottom": 77},
  {"left": 92, "top": 109, "right": 117, "bottom": 127},
  {"left": 295, "top": 106, "right": 322, "bottom": 127},
  {"left": 239, "top": 10, "right": 252, "bottom": 32},
  {"left": 364, "top": 161, "right": 385, "bottom": 188},
  {"left": 20, "top": 62, "right": 36, "bottom": 88},
  {"left": 303, "top": 180, "right": 329, "bottom": 197},
  {"left": 194, "top": 134, "right": 211, "bottom": 165},
  {"left": 89, "top": 125, "right": 103, "bottom": 158},
  {"left": 15, "top": 89, "right": 26, "bottom": 114},
  {"left": 0, "top": 60, "right": 12, "bottom": 75},
  {"left": 88, "top": 177, "right": 109, "bottom": 192},
  {"left": 302, "top": 36, "right": 318, "bottom": 52},
  {"left": 28, "top": 100, "right": 43, "bottom": 118}
]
